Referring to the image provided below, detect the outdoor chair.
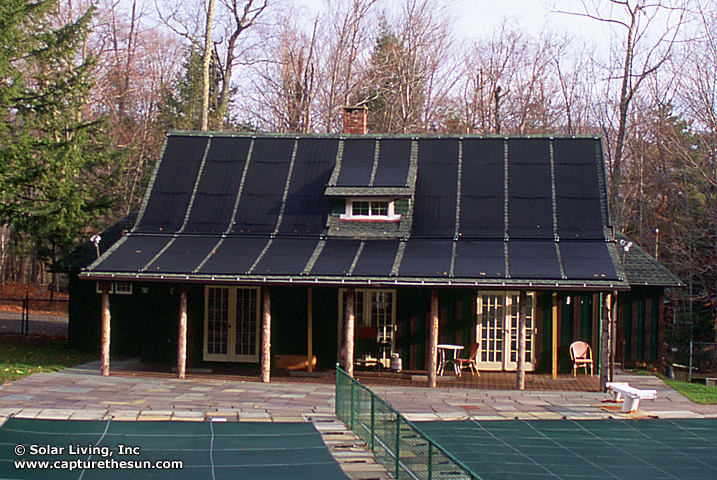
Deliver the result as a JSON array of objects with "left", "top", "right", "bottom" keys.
[
  {"left": 454, "top": 343, "right": 480, "bottom": 377},
  {"left": 569, "top": 341, "right": 593, "bottom": 376}
]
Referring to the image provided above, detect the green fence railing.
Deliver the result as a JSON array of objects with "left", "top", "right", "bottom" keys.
[{"left": 335, "top": 366, "right": 481, "bottom": 480}]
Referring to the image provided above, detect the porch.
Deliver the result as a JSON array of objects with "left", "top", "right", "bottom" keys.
[{"left": 108, "top": 360, "right": 601, "bottom": 392}]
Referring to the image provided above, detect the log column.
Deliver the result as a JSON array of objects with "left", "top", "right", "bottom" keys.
[
  {"left": 552, "top": 292, "right": 558, "bottom": 380},
  {"left": 428, "top": 290, "right": 439, "bottom": 388},
  {"left": 177, "top": 285, "right": 187, "bottom": 379},
  {"left": 100, "top": 282, "right": 111, "bottom": 377},
  {"left": 517, "top": 291, "right": 527, "bottom": 390},
  {"left": 344, "top": 288, "right": 355, "bottom": 377},
  {"left": 261, "top": 288, "right": 271, "bottom": 383}
]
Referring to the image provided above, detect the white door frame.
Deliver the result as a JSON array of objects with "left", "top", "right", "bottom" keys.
[
  {"left": 476, "top": 291, "right": 536, "bottom": 372},
  {"left": 203, "top": 286, "right": 260, "bottom": 363}
]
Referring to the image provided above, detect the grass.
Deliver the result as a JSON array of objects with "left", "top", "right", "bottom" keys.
[
  {"left": 633, "top": 369, "right": 717, "bottom": 405},
  {"left": 0, "top": 334, "right": 96, "bottom": 384}
]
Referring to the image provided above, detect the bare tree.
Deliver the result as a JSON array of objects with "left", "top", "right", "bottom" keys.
[
  {"left": 317, "top": 0, "right": 378, "bottom": 132},
  {"left": 550, "top": 0, "right": 689, "bottom": 226},
  {"left": 157, "top": 0, "right": 268, "bottom": 129},
  {"left": 252, "top": 16, "right": 319, "bottom": 132}
]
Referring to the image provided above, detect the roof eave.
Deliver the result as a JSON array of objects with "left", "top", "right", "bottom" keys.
[{"left": 79, "top": 270, "right": 630, "bottom": 291}]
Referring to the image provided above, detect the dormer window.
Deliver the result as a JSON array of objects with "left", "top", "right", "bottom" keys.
[{"left": 340, "top": 198, "right": 402, "bottom": 221}]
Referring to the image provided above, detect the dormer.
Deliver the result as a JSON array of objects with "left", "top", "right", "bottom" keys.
[{"left": 325, "top": 136, "right": 417, "bottom": 239}]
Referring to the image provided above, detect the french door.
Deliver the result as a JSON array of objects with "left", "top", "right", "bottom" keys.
[
  {"left": 476, "top": 292, "right": 535, "bottom": 371},
  {"left": 204, "top": 286, "right": 260, "bottom": 362},
  {"left": 338, "top": 289, "right": 396, "bottom": 366}
]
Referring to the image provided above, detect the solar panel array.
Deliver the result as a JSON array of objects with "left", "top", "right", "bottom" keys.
[{"left": 90, "top": 133, "right": 620, "bottom": 284}]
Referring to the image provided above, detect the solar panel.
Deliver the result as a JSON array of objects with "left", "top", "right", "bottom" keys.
[
  {"left": 136, "top": 136, "right": 208, "bottom": 232},
  {"left": 507, "top": 138, "right": 554, "bottom": 239},
  {"left": 553, "top": 138, "right": 605, "bottom": 239},
  {"left": 398, "top": 240, "right": 452, "bottom": 277},
  {"left": 143, "top": 236, "right": 220, "bottom": 274},
  {"left": 231, "top": 137, "right": 295, "bottom": 234},
  {"left": 412, "top": 139, "right": 460, "bottom": 237},
  {"left": 280, "top": 138, "right": 338, "bottom": 235},
  {"left": 351, "top": 241, "right": 399, "bottom": 276},
  {"left": 335, "top": 138, "right": 376, "bottom": 186},
  {"left": 183, "top": 137, "right": 252, "bottom": 233},
  {"left": 251, "top": 238, "right": 319, "bottom": 275},
  {"left": 91, "top": 235, "right": 173, "bottom": 272},
  {"left": 373, "top": 138, "right": 412, "bottom": 186},
  {"left": 508, "top": 241, "right": 562, "bottom": 279},
  {"left": 560, "top": 241, "right": 619, "bottom": 280},
  {"left": 197, "top": 237, "right": 269, "bottom": 274},
  {"left": 460, "top": 138, "right": 505, "bottom": 238},
  {"left": 310, "top": 240, "right": 361, "bottom": 276},
  {"left": 453, "top": 240, "right": 506, "bottom": 278}
]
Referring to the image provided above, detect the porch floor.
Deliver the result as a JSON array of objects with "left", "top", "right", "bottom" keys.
[{"left": 113, "top": 361, "right": 600, "bottom": 392}]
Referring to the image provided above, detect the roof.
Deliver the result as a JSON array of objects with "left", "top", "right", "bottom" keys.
[
  {"left": 81, "top": 131, "right": 632, "bottom": 289},
  {"left": 616, "top": 233, "right": 683, "bottom": 288},
  {"left": 55, "top": 213, "right": 137, "bottom": 272}
]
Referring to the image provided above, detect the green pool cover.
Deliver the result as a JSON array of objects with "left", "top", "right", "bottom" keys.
[
  {"left": 417, "top": 418, "right": 717, "bottom": 480},
  {"left": 0, "top": 418, "right": 349, "bottom": 479}
]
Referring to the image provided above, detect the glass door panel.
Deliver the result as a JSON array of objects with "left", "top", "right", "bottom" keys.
[
  {"left": 204, "top": 286, "right": 260, "bottom": 362},
  {"left": 477, "top": 292, "right": 536, "bottom": 372},
  {"left": 477, "top": 294, "right": 504, "bottom": 370}
]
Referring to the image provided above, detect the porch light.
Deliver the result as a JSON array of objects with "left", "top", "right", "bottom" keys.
[{"left": 90, "top": 234, "right": 101, "bottom": 258}]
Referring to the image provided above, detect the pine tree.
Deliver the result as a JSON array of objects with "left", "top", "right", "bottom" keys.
[{"left": 0, "top": 0, "right": 124, "bottom": 266}]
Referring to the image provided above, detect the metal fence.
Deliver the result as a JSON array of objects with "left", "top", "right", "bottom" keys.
[
  {"left": 335, "top": 366, "right": 480, "bottom": 480},
  {"left": 0, "top": 294, "right": 68, "bottom": 335}
]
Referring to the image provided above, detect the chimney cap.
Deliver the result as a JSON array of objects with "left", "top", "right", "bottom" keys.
[{"left": 343, "top": 105, "right": 368, "bottom": 112}]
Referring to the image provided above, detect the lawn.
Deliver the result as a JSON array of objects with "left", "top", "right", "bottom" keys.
[
  {"left": 0, "top": 334, "right": 96, "bottom": 384},
  {"left": 634, "top": 369, "right": 717, "bottom": 405}
]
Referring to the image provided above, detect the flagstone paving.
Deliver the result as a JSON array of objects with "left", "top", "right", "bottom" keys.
[{"left": 1, "top": 361, "right": 716, "bottom": 479}]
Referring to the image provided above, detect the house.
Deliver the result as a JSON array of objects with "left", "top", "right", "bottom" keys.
[{"left": 75, "top": 108, "right": 681, "bottom": 388}]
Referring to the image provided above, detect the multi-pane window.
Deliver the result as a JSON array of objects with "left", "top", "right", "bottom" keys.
[
  {"left": 352, "top": 201, "right": 370, "bottom": 216},
  {"left": 343, "top": 199, "right": 400, "bottom": 220},
  {"left": 204, "top": 286, "right": 260, "bottom": 362},
  {"left": 371, "top": 201, "right": 388, "bottom": 216},
  {"left": 235, "top": 288, "right": 258, "bottom": 357},
  {"left": 206, "top": 287, "right": 230, "bottom": 355}
]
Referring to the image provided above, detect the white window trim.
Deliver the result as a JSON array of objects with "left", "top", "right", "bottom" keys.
[
  {"left": 96, "top": 282, "right": 133, "bottom": 295},
  {"left": 339, "top": 198, "right": 401, "bottom": 221},
  {"left": 114, "top": 282, "right": 133, "bottom": 295}
]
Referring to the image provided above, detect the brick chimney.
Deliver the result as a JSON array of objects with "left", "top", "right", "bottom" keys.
[{"left": 342, "top": 106, "right": 368, "bottom": 134}]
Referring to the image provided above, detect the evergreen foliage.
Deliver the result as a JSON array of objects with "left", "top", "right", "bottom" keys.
[{"left": 0, "top": 0, "right": 124, "bottom": 264}]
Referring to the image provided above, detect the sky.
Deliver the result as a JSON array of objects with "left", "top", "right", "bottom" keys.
[{"left": 300, "top": 0, "right": 611, "bottom": 44}]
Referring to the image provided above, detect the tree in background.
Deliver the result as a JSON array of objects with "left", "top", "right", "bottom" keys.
[{"left": 0, "top": 0, "right": 124, "bottom": 285}]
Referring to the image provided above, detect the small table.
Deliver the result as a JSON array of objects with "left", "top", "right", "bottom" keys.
[{"left": 437, "top": 344, "right": 464, "bottom": 376}]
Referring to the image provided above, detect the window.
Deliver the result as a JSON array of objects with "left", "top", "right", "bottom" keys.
[
  {"left": 95, "top": 282, "right": 133, "bottom": 295},
  {"left": 114, "top": 282, "right": 133, "bottom": 295},
  {"left": 352, "top": 201, "right": 370, "bottom": 216},
  {"left": 341, "top": 199, "right": 401, "bottom": 221}
]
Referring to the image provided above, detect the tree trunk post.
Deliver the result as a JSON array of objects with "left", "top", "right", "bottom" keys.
[
  {"left": 428, "top": 290, "right": 439, "bottom": 388},
  {"left": 552, "top": 292, "right": 558, "bottom": 380},
  {"left": 261, "top": 288, "right": 271, "bottom": 383},
  {"left": 100, "top": 282, "right": 111, "bottom": 377},
  {"left": 177, "top": 284, "right": 187, "bottom": 380},
  {"left": 517, "top": 291, "right": 527, "bottom": 390},
  {"left": 610, "top": 291, "right": 618, "bottom": 383},
  {"left": 344, "top": 288, "right": 355, "bottom": 378}
]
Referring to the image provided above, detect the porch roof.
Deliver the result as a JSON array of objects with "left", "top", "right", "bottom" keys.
[{"left": 81, "top": 131, "right": 631, "bottom": 290}]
